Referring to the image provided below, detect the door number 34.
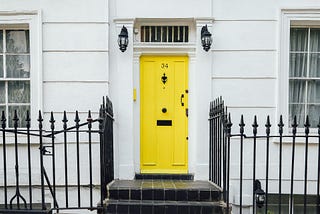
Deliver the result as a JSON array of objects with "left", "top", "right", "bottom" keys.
[{"left": 161, "top": 63, "right": 168, "bottom": 69}]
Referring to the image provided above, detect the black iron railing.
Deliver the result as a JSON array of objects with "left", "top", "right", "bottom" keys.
[
  {"left": 0, "top": 96, "right": 114, "bottom": 213},
  {"left": 210, "top": 97, "right": 320, "bottom": 214},
  {"left": 209, "top": 97, "right": 229, "bottom": 211}
]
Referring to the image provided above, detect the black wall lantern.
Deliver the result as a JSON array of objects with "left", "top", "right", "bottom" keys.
[
  {"left": 201, "top": 25, "right": 212, "bottom": 52},
  {"left": 118, "top": 25, "right": 129, "bottom": 52},
  {"left": 254, "top": 180, "right": 266, "bottom": 208}
]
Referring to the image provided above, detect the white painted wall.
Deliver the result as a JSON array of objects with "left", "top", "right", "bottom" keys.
[
  {"left": 211, "top": 0, "right": 320, "bottom": 209},
  {"left": 1, "top": 0, "right": 320, "bottom": 212},
  {"left": 0, "top": 1, "right": 109, "bottom": 213}
]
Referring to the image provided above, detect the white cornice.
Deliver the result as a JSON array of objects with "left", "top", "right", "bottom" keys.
[
  {"left": 113, "top": 17, "right": 135, "bottom": 25},
  {"left": 0, "top": 10, "right": 39, "bottom": 15}
]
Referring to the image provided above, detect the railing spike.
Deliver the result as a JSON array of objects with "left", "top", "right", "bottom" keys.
[
  {"left": 74, "top": 111, "right": 80, "bottom": 124},
  {"left": 50, "top": 112, "right": 55, "bottom": 130},
  {"left": 239, "top": 115, "right": 245, "bottom": 134},
  {"left": 38, "top": 110, "right": 43, "bottom": 121},
  {"left": 226, "top": 113, "right": 233, "bottom": 136},
  {"left": 87, "top": 110, "right": 92, "bottom": 129},
  {"left": 278, "top": 115, "right": 284, "bottom": 135},
  {"left": 62, "top": 111, "right": 68, "bottom": 129},
  {"left": 13, "top": 110, "right": 19, "bottom": 129},
  {"left": 38, "top": 110, "right": 43, "bottom": 129},
  {"left": 99, "top": 105, "right": 104, "bottom": 118},
  {"left": 62, "top": 111, "right": 68, "bottom": 122},
  {"left": 265, "top": 115, "right": 271, "bottom": 135},
  {"left": 305, "top": 115, "right": 310, "bottom": 135},
  {"left": 26, "top": 111, "right": 31, "bottom": 129},
  {"left": 1, "top": 110, "right": 6, "bottom": 129},
  {"left": 87, "top": 110, "right": 92, "bottom": 120},
  {"left": 252, "top": 115, "right": 258, "bottom": 135},
  {"left": 292, "top": 115, "right": 298, "bottom": 135}
]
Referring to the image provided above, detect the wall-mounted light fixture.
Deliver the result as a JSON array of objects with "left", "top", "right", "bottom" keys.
[
  {"left": 118, "top": 25, "right": 129, "bottom": 52},
  {"left": 201, "top": 25, "right": 212, "bottom": 52},
  {"left": 254, "top": 180, "right": 266, "bottom": 209}
]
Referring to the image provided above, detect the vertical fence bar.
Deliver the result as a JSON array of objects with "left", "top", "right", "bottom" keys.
[
  {"left": 213, "top": 100, "right": 217, "bottom": 183},
  {"left": 87, "top": 111, "right": 93, "bottom": 208},
  {"left": 209, "top": 102, "right": 213, "bottom": 181},
  {"left": 50, "top": 112, "right": 57, "bottom": 209},
  {"left": 252, "top": 116, "right": 258, "bottom": 214},
  {"left": 290, "top": 116, "right": 298, "bottom": 214},
  {"left": 26, "top": 112, "right": 32, "bottom": 209},
  {"left": 75, "top": 111, "right": 81, "bottom": 207},
  {"left": 38, "top": 111, "right": 46, "bottom": 210},
  {"left": 13, "top": 110, "right": 21, "bottom": 209},
  {"left": 226, "top": 113, "right": 232, "bottom": 213},
  {"left": 99, "top": 105, "right": 105, "bottom": 208},
  {"left": 303, "top": 116, "right": 310, "bottom": 214},
  {"left": 318, "top": 117, "right": 320, "bottom": 214},
  {"left": 239, "top": 115, "right": 245, "bottom": 214},
  {"left": 218, "top": 98, "right": 222, "bottom": 186},
  {"left": 1, "top": 111, "right": 7, "bottom": 209},
  {"left": 62, "top": 111, "right": 69, "bottom": 208},
  {"left": 278, "top": 115, "right": 284, "bottom": 214},
  {"left": 222, "top": 103, "right": 227, "bottom": 202},
  {"left": 265, "top": 116, "right": 271, "bottom": 214},
  {"left": 105, "top": 96, "right": 114, "bottom": 188}
]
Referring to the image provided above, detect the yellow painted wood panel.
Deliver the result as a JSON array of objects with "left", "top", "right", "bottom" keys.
[{"left": 140, "top": 56, "right": 188, "bottom": 174}]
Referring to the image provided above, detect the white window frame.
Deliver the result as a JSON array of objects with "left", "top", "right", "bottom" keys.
[
  {"left": 279, "top": 9, "right": 320, "bottom": 134},
  {"left": 0, "top": 11, "right": 42, "bottom": 128}
]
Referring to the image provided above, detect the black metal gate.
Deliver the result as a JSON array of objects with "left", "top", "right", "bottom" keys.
[{"left": 0, "top": 96, "right": 114, "bottom": 213}]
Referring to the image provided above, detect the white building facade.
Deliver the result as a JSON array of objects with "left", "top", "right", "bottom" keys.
[{"left": 1, "top": 0, "right": 320, "bottom": 212}]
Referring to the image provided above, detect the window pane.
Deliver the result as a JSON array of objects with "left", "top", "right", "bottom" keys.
[
  {"left": 290, "top": 28, "right": 308, "bottom": 51},
  {"left": 0, "top": 55, "right": 3, "bottom": 78},
  {"left": 8, "top": 81, "right": 30, "bottom": 103},
  {"left": 307, "top": 105, "right": 320, "bottom": 127},
  {"left": 307, "top": 80, "right": 320, "bottom": 103},
  {"left": 0, "top": 30, "right": 3, "bottom": 52},
  {"left": 289, "top": 80, "right": 306, "bottom": 103},
  {"left": 0, "top": 82, "right": 4, "bottom": 103},
  {"left": 290, "top": 53, "right": 307, "bottom": 77},
  {"left": 289, "top": 104, "right": 305, "bottom": 128},
  {"left": 6, "top": 55, "right": 30, "bottom": 78},
  {"left": 310, "top": 28, "right": 320, "bottom": 52},
  {"left": 6, "top": 30, "right": 30, "bottom": 53},
  {"left": 310, "top": 53, "right": 320, "bottom": 77},
  {"left": 8, "top": 105, "right": 30, "bottom": 127}
]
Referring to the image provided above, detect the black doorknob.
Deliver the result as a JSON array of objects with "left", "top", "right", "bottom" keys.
[{"left": 162, "top": 108, "right": 167, "bottom": 113}]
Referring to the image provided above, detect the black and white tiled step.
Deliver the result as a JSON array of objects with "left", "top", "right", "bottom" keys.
[
  {"left": 105, "top": 199, "right": 225, "bottom": 214},
  {"left": 104, "top": 179, "right": 226, "bottom": 214}
]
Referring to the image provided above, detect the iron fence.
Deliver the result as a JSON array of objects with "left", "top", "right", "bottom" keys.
[
  {"left": 209, "top": 97, "right": 229, "bottom": 211},
  {"left": 0, "top": 96, "right": 114, "bottom": 213},
  {"left": 210, "top": 97, "right": 320, "bottom": 214}
]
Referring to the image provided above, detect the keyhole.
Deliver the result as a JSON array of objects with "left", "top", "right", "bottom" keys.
[{"left": 162, "top": 108, "right": 167, "bottom": 113}]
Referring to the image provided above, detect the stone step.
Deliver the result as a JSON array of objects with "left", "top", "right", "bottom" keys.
[
  {"left": 105, "top": 199, "right": 226, "bottom": 214},
  {"left": 107, "top": 180, "right": 221, "bottom": 202}
]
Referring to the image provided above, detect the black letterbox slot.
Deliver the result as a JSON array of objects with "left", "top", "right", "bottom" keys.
[{"left": 157, "top": 120, "right": 172, "bottom": 126}]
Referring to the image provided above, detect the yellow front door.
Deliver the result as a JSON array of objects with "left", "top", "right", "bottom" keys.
[{"left": 140, "top": 56, "right": 188, "bottom": 174}]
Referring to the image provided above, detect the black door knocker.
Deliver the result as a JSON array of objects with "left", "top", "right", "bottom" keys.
[{"left": 161, "top": 73, "right": 168, "bottom": 85}]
